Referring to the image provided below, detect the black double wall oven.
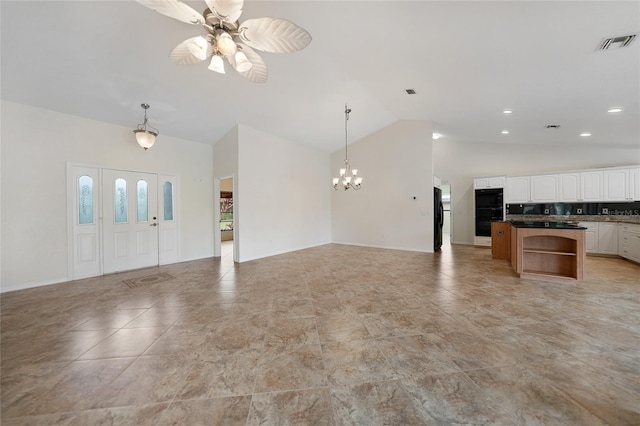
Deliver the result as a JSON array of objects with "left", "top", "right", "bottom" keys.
[{"left": 475, "top": 188, "right": 504, "bottom": 237}]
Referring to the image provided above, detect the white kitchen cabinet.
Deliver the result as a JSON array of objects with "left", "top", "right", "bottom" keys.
[
  {"left": 603, "top": 169, "right": 629, "bottom": 201},
  {"left": 580, "top": 171, "right": 604, "bottom": 201},
  {"left": 618, "top": 223, "right": 640, "bottom": 263},
  {"left": 580, "top": 222, "right": 619, "bottom": 255},
  {"left": 474, "top": 176, "right": 505, "bottom": 189},
  {"left": 558, "top": 173, "right": 581, "bottom": 202},
  {"left": 597, "top": 223, "right": 618, "bottom": 255},
  {"left": 506, "top": 176, "right": 530, "bottom": 203},
  {"left": 530, "top": 174, "right": 558, "bottom": 202},
  {"left": 629, "top": 167, "right": 640, "bottom": 201},
  {"left": 580, "top": 222, "right": 598, "bottom": 253}
]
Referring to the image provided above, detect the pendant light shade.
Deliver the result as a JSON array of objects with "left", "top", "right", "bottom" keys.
[
  {"left": 208, "top": 55, "right": 226, "bottom": 73},
  {"left": 216, "top": 31, "right": 237, "bottom": 56},
  {"left": 234, "top": 51, "right": 253, "bottom": 72}
]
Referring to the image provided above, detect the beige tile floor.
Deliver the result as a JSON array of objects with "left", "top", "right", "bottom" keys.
[{"left": 1, "top": 241, "right": 639, "bottom": 425}]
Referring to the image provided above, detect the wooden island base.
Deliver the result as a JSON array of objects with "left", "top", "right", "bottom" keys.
[{"left": 510, "top": 226, "right": 586, "bottom": 281}]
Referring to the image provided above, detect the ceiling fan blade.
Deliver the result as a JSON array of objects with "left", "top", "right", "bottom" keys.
[
  {"left": 203, "top": 0, "right": 244, "bottom": 23},
  {"left": 170, "top": 37, "right": 213, "bottom": 64},
  {"left": 136, "top": 0, "right": 205, "bottom": 25},
  {"left": 230, "top": 44, "right": 268, "bottom": 83},
  {"left": 239, "top": 17, "right": 311, "bottom": 53}
]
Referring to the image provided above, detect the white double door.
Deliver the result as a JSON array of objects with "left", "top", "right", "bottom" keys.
[
  {"left": 70, "top": 166, "right": 179, "bottom": 278},
  {"left": 102, "top": 169, "right": 159, "bottom": 273}
]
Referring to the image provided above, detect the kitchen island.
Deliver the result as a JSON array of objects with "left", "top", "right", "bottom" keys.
[{"left": 509, "top": 221, "right": 587, "bottom": 280}]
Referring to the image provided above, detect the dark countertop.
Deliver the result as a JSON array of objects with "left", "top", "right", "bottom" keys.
[{"left": 509, "top": 221, "right": 587, "bottom": 230}]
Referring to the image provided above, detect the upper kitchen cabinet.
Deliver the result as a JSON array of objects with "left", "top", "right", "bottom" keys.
[
  {"left": 530, "top": 174, "right": 558, "bottom": 203},
  {"left": 474, "top": 176, "right": 505, "bottom": 189},
  {"left": 580, "top": 171, "right": 604, "bottom": 201},
  {"left": 631, "top": 167, "right": 640, "bottom": 201},
  {"left": 506, "top": 176, "right": 530, "bottom": 203},
  {"left": 603, "top": 168, "right": 629, "bottom": 201},
  {"left": 558, "top": 173, "right": 581, "bottom": 202}
]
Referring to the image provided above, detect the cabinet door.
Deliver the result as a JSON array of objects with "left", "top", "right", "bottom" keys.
[
  {"left": 530, "top": 174, "right": 558, "bottom": 202},
  {"left": 580, "top": 171, "right": 603, "bottom": 201},
  {"left": 597, "top": 223, "right": 618, "bottom": 255},
  {"left": 619, "top": 226, "right": 628, "bottom": 257},
  {"left": 558, "top": 173, "right": 580, "bottom": 202},
  {"left": 603, "top": 169, "right": 629, "bottom": 201},
  {"left": 474, "top": 178, "right": 489, "bottom": 189},
  {"left": 580, "top": 222, "right": 598, "bottom": 253},
  {"left": 506, "top": 176, "right": 530, "bottom": 203},
  {"left": 630, "top": 232, "right": 640, "bottom": 262},
  {"left": 488, "top": 177, "right": 505, "bottom": 188},
  {"left": 630, "top": 168, "right": 640, "bottom": 201}
]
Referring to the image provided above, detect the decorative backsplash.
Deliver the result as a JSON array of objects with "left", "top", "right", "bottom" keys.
[{"left": 506, "top": 202, "right": 640, "bottom": 216}]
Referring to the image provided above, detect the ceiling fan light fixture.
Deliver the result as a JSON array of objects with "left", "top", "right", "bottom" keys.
[
  {"left": 187, "top": 36, "right": 210, "bottom": 60},
  {"left": 216, "top": 31, "right": 237, "bottom": 56},
  {"left": 208, "top": 54, "right": 225, "bottom": 73},
  {"left": 234, "top": 51, "right": 252, "bottom": 72}
]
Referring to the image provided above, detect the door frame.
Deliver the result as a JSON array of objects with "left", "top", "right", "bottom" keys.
[
  {"left": 67, "top": 163, "right": 180, "bottom": 280},
  {"left": 214, "top": 175, "right": 238, "bottom": 262}
]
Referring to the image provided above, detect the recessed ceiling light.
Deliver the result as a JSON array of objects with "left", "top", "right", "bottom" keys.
[
  {"left": 502, "top": 109, "right": 513, "bottom": 114},
  {"left": 580, "top": 132, "right": 591, "bottom": 137},
  {"left": 501, "top": 130, "right": 510, "bottom": 134},
  {"left": 432, "top": 133, "right": 442, "bottom": 140},
  {"left": 607, "top": 107, "right": 623, "bottom": 113}
]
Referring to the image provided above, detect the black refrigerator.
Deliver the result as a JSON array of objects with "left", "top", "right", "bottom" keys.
[{"left": 434, "top": 187, "right": 444, "bottom": 251}]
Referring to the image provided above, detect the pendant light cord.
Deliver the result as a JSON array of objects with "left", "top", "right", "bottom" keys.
[{"left": 344, "top": 105, "right": 351, "bottom": 162}]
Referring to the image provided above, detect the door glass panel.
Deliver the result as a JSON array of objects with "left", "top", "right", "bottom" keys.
[
  {"left": 163, "top": 181, "right": 174, "bottom": 221},
  {"left": 114, "top": 178, "right": 128, "bottom": 223},
  {"left": 78, "top": 175, "right": 94, "bottom": 225},
  {"left": 137, "top": 180, "right": 148, "bottom": 222}
]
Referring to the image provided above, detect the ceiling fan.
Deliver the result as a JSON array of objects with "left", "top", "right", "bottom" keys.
[{"left": 136, "top": 0, "right": 312, "bottom": 83}]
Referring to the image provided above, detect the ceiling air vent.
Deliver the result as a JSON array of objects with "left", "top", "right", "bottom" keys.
[
  {"left": 596, "top": 34, "right": 637, "bottom": 51},
  {"left": 405, "top": 89, "right": 416, "bottom": 95},
  {"left": 546, "top": 125, "right": 561, "bottom": 129}
]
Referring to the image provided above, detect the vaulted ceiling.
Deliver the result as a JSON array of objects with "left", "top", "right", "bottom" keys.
[{"left": 2, "top": 1, "right": 638, "bottom": 152}]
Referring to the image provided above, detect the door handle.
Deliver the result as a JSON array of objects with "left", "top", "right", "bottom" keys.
[{"left": 150, "top": 223, "right": 158, "bottom": 227}]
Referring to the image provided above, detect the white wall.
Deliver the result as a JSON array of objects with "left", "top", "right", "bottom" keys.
[
  {"left": 213, "top": 126, "right": 239, "bottom": 259},
  {"left": 1, "top": 101, "right": 214, "bottom": 292},
  {"left": 236, "top": 125, "right": 331, "bottom": 262},
  {"left": 434, "top": 139, "right": 640, "bottom": 245},
  {"left": 331, "top": 120, "right": 434, "bottom": 252}
]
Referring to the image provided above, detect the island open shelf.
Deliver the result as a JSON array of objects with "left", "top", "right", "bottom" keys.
[{"left": 509, "top": 224, "right": 586, "bottom": 281}]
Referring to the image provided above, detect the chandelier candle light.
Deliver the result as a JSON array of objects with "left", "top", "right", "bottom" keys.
[
  {"left": 133, "top": 103, "right": 159, "bottom": 150},
  {"left": 333, "top": 105, "right": 363, "bottom": 191}
]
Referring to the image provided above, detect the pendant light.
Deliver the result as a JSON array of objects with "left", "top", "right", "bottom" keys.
[
  {"left": 332, "top": 105, "right": 363, "bottom": 190},
  {"left": 133, "top": 103, "right": 159, "bottom": 150}
]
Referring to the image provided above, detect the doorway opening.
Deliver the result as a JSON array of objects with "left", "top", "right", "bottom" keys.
[
  {"left": 441, "top": 183, "right": 452, "bottom": 245},
  {"left": 219, "top": 177, "right": 234, "bottom": 264}
]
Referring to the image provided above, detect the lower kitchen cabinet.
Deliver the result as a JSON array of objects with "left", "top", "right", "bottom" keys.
[
  {"left": 618, "top": 223, "right": 640, "bottom": 263},
  {"left": 579, "top": 222, "right": 618, "bottom": 255}
]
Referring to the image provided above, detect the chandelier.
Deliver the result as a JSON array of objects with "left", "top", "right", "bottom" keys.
[
  {"left": 133, "top": 103, "right": 159, "bottom": 150},
  {"left": 332, "top": 105, "right": 363, "bottom": 190}
]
